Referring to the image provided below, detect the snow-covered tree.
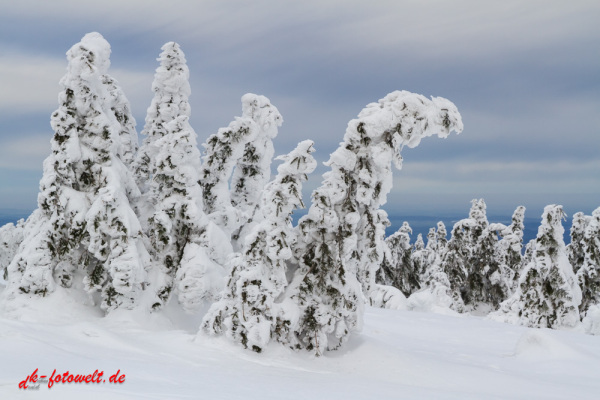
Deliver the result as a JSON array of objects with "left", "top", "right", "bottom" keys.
[
  {"left": 200, "top": 94, "right": 282, "bottom": 243},
  {"left": 576, "top": 207, "right": 600, "bottom": 316},
  {"left": 497, "top": 206, "right": 526, "bottom": 295},
  {"left": 377, "top": 222, "right": 418, "bottom": 296},
  {"left": 461, "top": 199, "right": 507, "bottom": 310},
  {"left": 133, "top": 42, "right": 191, "bottom": 198},
  {"left": 130, "top": 42, "right": 229, "bottom": 311},
  {"left": 491, "top": 205, "right": 582, "bottom": 329},
  {"left": 230, "top": 95, "right": 283, "bottom": 246},
  {"left": 5, "top": 33, "right": 149, "bottom": 312},
  {"left": 146, "top": 115, "right": 228, "bottom": 311},
  {"left": 0, "top": 219, "right": 25, "bottom": 281},
  {"left": 202, "top": 140, "right": 317, "bottom": 352},
  {"left": 567, "top": 212, "right": 589, "bottom": 275},
  {"left": 289, "top": 91, "right": 462, "bottom": 354},
  {"left": 411, "top": 234, "right": 426, "bottom": 277},
  {"left": 102, "top": 74, "right": 138, "bottom": 169}
]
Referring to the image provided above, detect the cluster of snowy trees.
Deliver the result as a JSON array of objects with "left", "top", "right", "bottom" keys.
[
  {"left": 0, "top": 32, "right": 466, "bottom": 355},
  {"left": 379, "top": 199, "right": 600, "bottom": 334},
  {"left": 1, "top": 32, "right": 597, "bottom": 356}
]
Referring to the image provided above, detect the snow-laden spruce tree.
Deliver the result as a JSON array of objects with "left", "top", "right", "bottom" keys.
[
  {"left": 497, "top": 206, "right": 526, "bottom": 295},
  {"left": 133, "top": 42, "right": 191, "bottom": 199},
  {"left": 102, "top": 74, "right": 138, "bottom": 169},
  {"left": 411, "top": 224, "right": 465, "bottom": 313},
  {"left": 438, "top": 219, "right": 471, "bottom": 311},
  {"left": 568, "top": 212, "right": 589, "bottom": 275},
  {"left": 0, "top": 219, "right": 25, "bottom": 282},
  {"left": 377, "top": 221, "right": 418, "bottom": 296},
  {"left": 5, "top": 33, "right": 150, "bottom": 311},
  {"left": 146, "top": 115, "right": 229, "bottom": 311},
  {"left": 576, "top": 207, "right": 600, "bottom": 317},
  {"left": 202, "top": 140, "right": 317, "bottom": 352},
  {"left": 200, "top": 94, "right": 282, "bottom": 245},
  {"left": 459, "top": 199, "right": 507, "bottom": 310},
  {"left": 411, "top": 233, "right": 426, "bottom": 277},
  {"left": 289, "top": 91, "right": 462, "bottom": 354},
  {"left": 491, "top": 205, "right": 582, "bottom": 328},
  {"left": 130, "top": 42, "right": 229, "bottom": 311}
]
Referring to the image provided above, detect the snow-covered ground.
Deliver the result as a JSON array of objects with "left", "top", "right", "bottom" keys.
[{"left": 1, "top": 292, "right": 599, "bottom": 400}]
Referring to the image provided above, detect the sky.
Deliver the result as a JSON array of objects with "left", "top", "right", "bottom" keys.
[{"left": 0, "top": 0, "right": 598, "bottom": 224}]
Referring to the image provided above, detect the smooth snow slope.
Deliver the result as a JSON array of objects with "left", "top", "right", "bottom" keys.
[{"left": 1, "top": 292, "right": 599, "bottom": 400}]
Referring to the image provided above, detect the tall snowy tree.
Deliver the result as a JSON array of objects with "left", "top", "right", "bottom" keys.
[
  {"left": 491, "top": 205, "right": 582, "bottom": 329},
  {"left": 5, "top": 33, "right": 150, "bottom": 312},
  {"left": 289, "top": 91, "right": 462, "bottom": 354},
  {"left": 202, "top": 140, "right": 317, "bottom": 352},
  {"left": 131, "top": 42, "right": 229, "bottom": 311},
  {"left": 200, "top": 94, "right": 282, "bottom": 244},
  {"left": 133, "top": 42, "right": 191, "bottom": 199},
  {"left": 576, "top": 207, "right": 600, "bottom": 316}
]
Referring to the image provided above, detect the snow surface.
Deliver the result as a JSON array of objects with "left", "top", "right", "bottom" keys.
[{"left": 1, "top": 291, "right": 599, "bottom": 399}]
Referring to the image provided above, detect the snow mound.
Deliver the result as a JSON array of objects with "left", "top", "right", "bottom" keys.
[
  {"left": 513, "top": 330, "right": 584, "bottom": 360},
  {"left": 583, "top": 305, "right": 600, "bottom": 335}
]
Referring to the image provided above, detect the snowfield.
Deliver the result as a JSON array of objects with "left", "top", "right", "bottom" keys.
[{"left": 1, "top": 292, "right": 599, "bottom": 399}]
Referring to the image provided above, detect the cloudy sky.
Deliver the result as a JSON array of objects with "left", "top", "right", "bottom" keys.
[{"left": 0, "top": 0, "right": 598, "bottom": 223}]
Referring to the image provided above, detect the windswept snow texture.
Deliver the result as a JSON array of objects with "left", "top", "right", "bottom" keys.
[{"left": 1, "top": 300, "right": 599, "bottom": 399}]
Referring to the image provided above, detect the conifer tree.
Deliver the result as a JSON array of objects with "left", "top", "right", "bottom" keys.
[
  {"left": 200, "top": 94, "right": 282, "bottom": 242},
  {"left": 203, "top": 141, "right": 316, "bottom": 352},
  {"left": 411, "top": 233, "right": 426, "bottom": 278},
  {"left": 131, "top": 42, "right": 229, "bottom": 311},
  {"left": 491, "top": 205, "right": 582, "bottom": 328},
  {"left": 290, "top": 91, "right": 463, "bottom": 354},
  {"left": 133, "top": 42, "right": 191, "bottom": 198},
  {"left": 0, "top": 219, "right": 25, "bottom": 281},
  {"left": 567, "top": 212, "right": 589, "bottom": 275},
  {"left": 497, "top": 206, "right": 526, "bottom": 295},
  {"left": 377, "top": 222, "right": 417, "bottom": 296},
  {"left": 5, "top": 33, "right": 150, "bottom": 311},
  {"left": 462, "top": 199, "right": 506, "bottom": 310},
  {"left": 147, "top": 115, "right": 227, "bottom": 311},
  {"left": 416, "top": 223, "right": 465, "bottom": 312},
  {"left": 576, "top": 207, "right": 600, "bottom": 316},
  {"left": 102, "top": 74, "right": 138, "bottom": 169}
]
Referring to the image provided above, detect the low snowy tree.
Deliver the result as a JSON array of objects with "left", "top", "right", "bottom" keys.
[
  {"left": 377, "top": 222, "right": 417, "bottom": 296},
  {"left": 497, "top": 206, "right": 526, "bottom": 295},
  {"left": 491, "top": 205, "right": 582, "bottom": 329},
  {"left": 576, "top": 207, "right": 600, "bottom": 316},
  {"left": 0, "top": 219, "right": 25, "bottom": 281},
  {"left": 200, "top": 94, "right": 282, "bottom": 243},
  {"left": 460, "top": 199, "right": 507, "bottom": 310},
  {"left": 411, "top": 234, "right": 426, "bottom": 278},
  {"left": 413, "top": 223, "right": 465, "bottom": 313},
  {"left": 289, "top": 91, "right": 463, "bottom": 354},
  {"left": 567, "top": 212, "right": 589, "bottom": 275},
  {"left": 202, "top": 140, "right": 317, "bottom": 352},
  {"left": 5, "top": 33, "right": 150, "bottom": 312}
]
